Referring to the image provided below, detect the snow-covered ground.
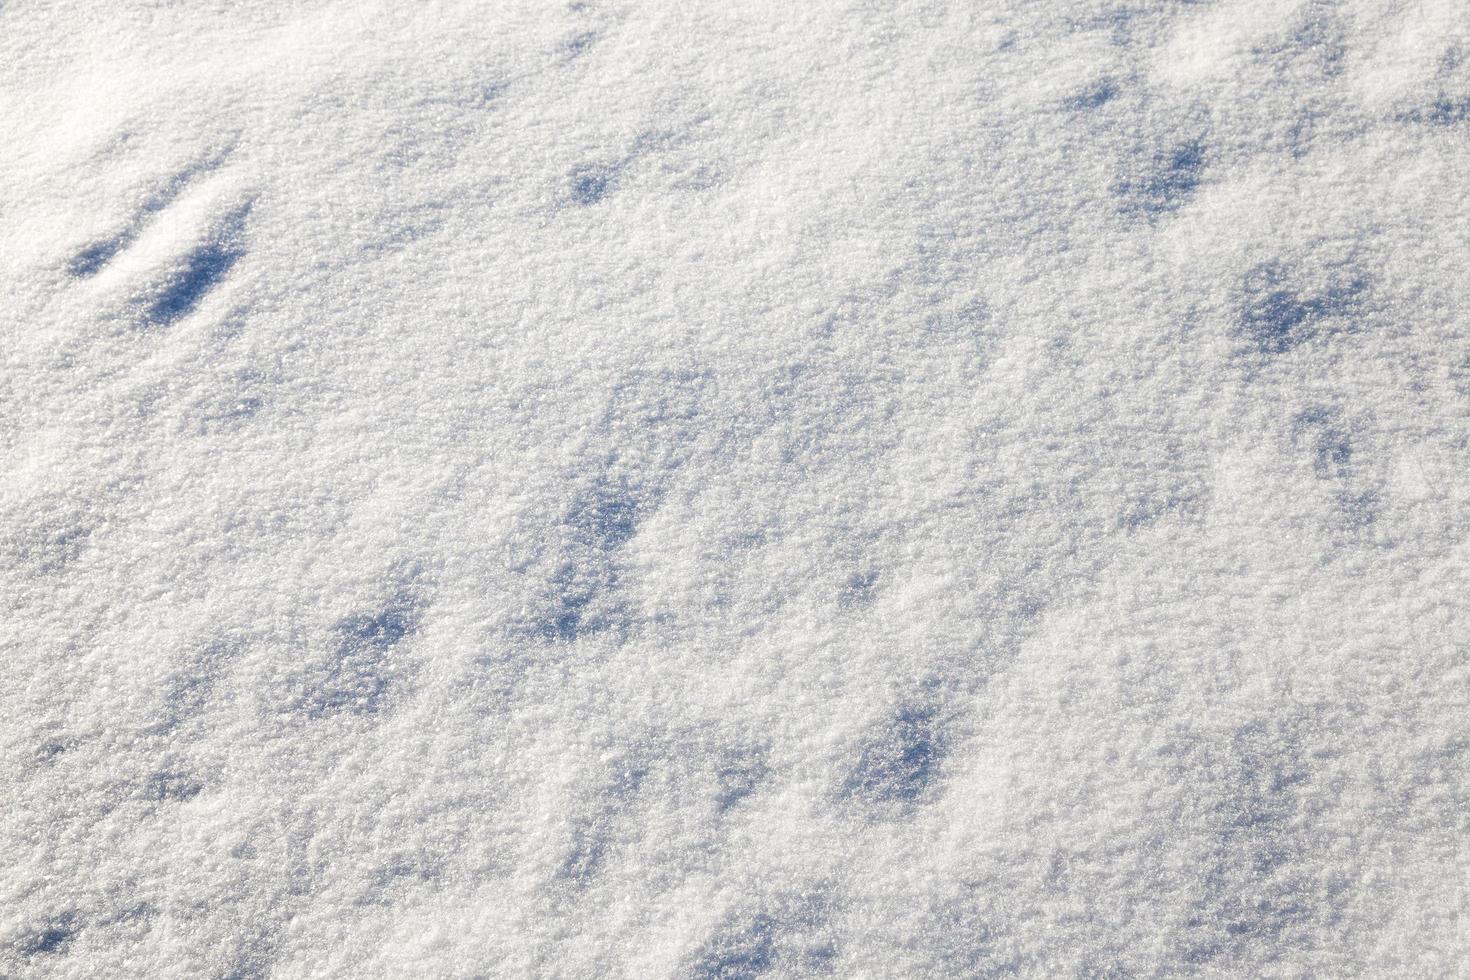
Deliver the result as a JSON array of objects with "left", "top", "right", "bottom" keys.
[{"left": 3, "top": 1, "right": 1468, "bottom": 976}]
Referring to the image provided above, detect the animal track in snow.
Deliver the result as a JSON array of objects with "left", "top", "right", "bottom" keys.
[
  {"left": 140, "top": 202, "right": 251, "bottom": 327},
  {"left": 65, "top": 152, "right": 231, "bottom": 279}
]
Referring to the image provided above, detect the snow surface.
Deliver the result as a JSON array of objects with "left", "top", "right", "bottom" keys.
[{"left": 3, "top": 0, "right": 1469, "bottom": 976}]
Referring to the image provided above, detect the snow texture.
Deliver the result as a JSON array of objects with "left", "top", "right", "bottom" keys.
[{"left": 2, "top": 0, "right": 1469, "bottom": 976}]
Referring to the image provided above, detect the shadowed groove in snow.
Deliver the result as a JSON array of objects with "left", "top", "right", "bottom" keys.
[
  {"left": 689, "top": 915, "right": 777, "bottom": 980},
  {"left": 1426, "top": 96, "right": 1470, "bottom": 125},
  {"left": 845, "top": 703, "right": 946, "bottom": 810},
  {"left": 68, "top": 237, "right": 127, "bottom": 278},
  {"left": 838, "top": 569, "right": 879, "bottom": 609},
  {"left": 146, "top": 245, "right": 240, "bottom": 324},
  {"left": 298, "top": 593, "right": 421, "bottom": 718},
  {"left": 563, "top": 29, "right": 598, "bottom": 58},
  {"left": 1238, "top": 260, "right": 1366, "bottom": 356},
  {"left": 147, "top": 770, "right": 204, "bottom": 803},
  {"left": 1294, "top": 407, "right": 1352, "bottom": 479},
  {"left": 568, "top": 163, "right": 615, "bottom": 205},
  {"left": 13, "top": 916, "right": 78, "bottom": 958},
  {"left": 557, "top": 762, "right": 647, "bottom": 886},
  {"left": 67, "top": 152, "right": 233, "bottom": 278},
  {"left": 1292, "top": 407, "right": 1379, "bottom": 528},
  {"left": 535, "top": 478, "right": 649, "bottom": 642},
  {"left": 1181, "top": 715, "right": 1332, "bottom": 967},
  {"left": 715, "top": 750, "right": 769, "bottom": 812},
  {"left": 686, "top": 898, "right": 836, "bottom": 979},
  {"left": 7, "top": 519, "right": 90, "bottom": 575},
  {"left": 143, "top": 202, "right": 251, "bottom": 326},
  {"left": 1065, "top": 78, "right": 1117, "bottom": 110},
  {"left": 1259, "top": 7, "right": 1347, "bottom": 79},
  {"left": 526, "top": 363, "right": 709, "bottom": 644},
  {"left": 1115, "top": 138, "right": 1205, "bottom": 216}
]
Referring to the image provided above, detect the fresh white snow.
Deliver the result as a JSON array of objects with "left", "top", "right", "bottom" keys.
[{"left": 2, "top": 0, "right": 1469, "bottom": 976}]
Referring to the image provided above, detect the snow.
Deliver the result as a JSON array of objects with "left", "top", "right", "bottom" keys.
[{"left": 2, "top": 0, "right": 1468, "bottom": 976}]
